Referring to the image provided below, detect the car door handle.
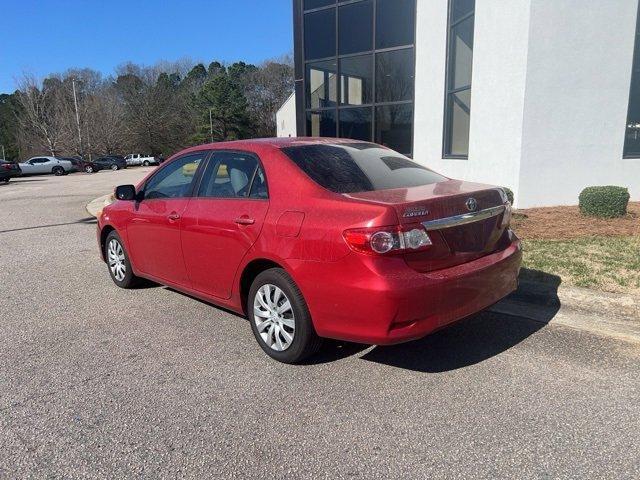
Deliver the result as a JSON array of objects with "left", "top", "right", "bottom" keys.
[
  {"left": 234, "top": 216, "right": 255, "bottom": 225},
  {"left": 168, "top": 212, "right": 181, "bottom": 221}
]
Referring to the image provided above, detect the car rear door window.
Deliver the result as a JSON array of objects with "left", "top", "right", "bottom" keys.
[
  {"left": 197, "top": 152, "right": 267, "bottom": 199},
  {"left": 143, "top": 153, "right": 205, "bottom": 200},
  {"left": 281, "top": 143, "right": 446, "bottom": 193}
]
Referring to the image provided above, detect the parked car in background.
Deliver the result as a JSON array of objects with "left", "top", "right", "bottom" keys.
[
  {"left": 0, "top": 160, "right": 21, "bottom": 183},
  {"left": 94, "top": 156, "right": 127, "bottom": 171},
  {"left": 124, "top": 154, "right": 158, "bottom": 166},
  {"left": 19, "top": 156, "right": 72, "bottom": 176},
  {"left": 98, "top": 138, "right": 521, "bottom": 363},
  {"left": 59, "top": 157, "right": 103, "bottom": 174}
]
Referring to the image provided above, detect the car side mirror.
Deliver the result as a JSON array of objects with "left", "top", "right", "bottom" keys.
[{"left": 115, "top": 184, "right": 137, "bottom": 201}]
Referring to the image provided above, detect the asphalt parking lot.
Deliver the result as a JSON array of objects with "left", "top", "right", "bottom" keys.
[{"left": 1, "top": 170, "right": 639, "bottom": 479}]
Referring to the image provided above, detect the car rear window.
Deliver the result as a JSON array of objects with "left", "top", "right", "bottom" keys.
[{"left": 281, "top": 143, "right": 447, "bottom": 193}]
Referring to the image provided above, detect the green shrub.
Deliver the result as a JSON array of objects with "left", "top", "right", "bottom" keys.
[
  {"left": 578, "top": 186, "right": 629, "bottom": 218},
  {"left": 502, "top": 187, "right": 514, "bottom": 204}
]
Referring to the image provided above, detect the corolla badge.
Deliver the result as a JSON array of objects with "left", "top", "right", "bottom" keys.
[
  {"left": 402, "top": 205, "right": 429, "bottom": 218},
  {"left": 465, "top": 197, "right": 478, "bottom": 212}
]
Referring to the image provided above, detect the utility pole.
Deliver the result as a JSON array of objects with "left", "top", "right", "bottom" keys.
[
  {"left": 209, "top": 108, "right": 214, "bottom": 143},
  {"left": 72, "top": 79, "right": 83, "bottom": 157}
]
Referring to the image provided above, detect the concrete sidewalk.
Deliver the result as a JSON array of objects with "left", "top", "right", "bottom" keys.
[
  {"left": 86, "top": 194, "right": 113, "bottom": 217},
  {"left": 491, "top": 279, "right": 640, "bottom": 344}
]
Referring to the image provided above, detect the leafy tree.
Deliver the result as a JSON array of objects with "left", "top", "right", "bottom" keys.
[
  {"left": 207, "top": 61, "right": 226, "bottom": 78},
  {"left": 195, "top": 74, "right": 251, "bottom": 142},
  {"left": 0, "top": 93, "right": 21, "bottom": 160}
]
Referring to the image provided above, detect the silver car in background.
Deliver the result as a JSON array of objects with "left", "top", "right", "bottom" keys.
[{"left": 18, "top": 156, "right": 73, "bottom": 176}]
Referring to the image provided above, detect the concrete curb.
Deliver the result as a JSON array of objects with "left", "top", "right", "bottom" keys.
[
  {"left": 491, "top": 280, "right": 640, "bottom": 344},
  {"left": 86, "top": 194, "right": 114, "bottom": 218}
]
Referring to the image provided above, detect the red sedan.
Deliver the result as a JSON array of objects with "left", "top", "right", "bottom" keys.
[{"left": 97, "top": 138, "right": 521, "bottom": 363}]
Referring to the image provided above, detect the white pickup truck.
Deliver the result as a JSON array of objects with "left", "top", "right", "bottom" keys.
[{"left": 124, "top": 154, "right": 158, "bottom": 167}]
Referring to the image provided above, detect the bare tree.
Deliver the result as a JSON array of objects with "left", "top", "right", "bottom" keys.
[
  {"left": 244, "top": 56, "right": 294, "bottom": 137},
  {"left": 15, "top": 75, "right": 68, "bottom": 156}
]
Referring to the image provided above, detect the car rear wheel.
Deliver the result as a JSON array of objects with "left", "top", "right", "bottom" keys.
[
  {"left": 52, "top": 166, "right": 64, "bottom": 176},
  {"left": 105, "top": 231, "right": 140, "bottom": 288},
  {"left": 248, "top": 268, "right": 322, "bottom": 363},
  {"left": 2, "top": 177, "right": 9, "bottom": 183},
  {"left": 143, "top": 160, "right": 150, "bottom": 166},
  {"left": 84, "top": 165, "right": 94, "bottom": 173},
  {"left": 111, "top": 164, "right": 119, "bottom": 171}
]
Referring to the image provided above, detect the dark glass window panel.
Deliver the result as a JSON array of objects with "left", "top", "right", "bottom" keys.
[
  {"left": 306, "top": 59, "right": 338, "bottom": 108},
  {"left": 338, "top": 1, "right": 373, "bottom": 55},
  {"left": 376, "top": 0, "right": 416, "bottom": 49},
  {"left": 306, "top": 110, "right": 337, "bottom": 137},
  {"left": 304, "top": 0, "right": 335, "bottom": 10},
  {"left": 624, "top": 20, "right": 640, "bottom": 156},
  {"left": 339, "top": 107, "right": 373, "bottom": 141},
  {"left": 281, "top": 143, "right": 444, "bottom": 193},
  {"left": 449, "top": 15, "right": 474, "bottom": 89},
  {"left": 304, "top": 9, "right": 336, "bottom": 60},
  {"left": 446, "top": 89, "right": 471, "bottom": 156},
  {"left": 375, "top": 48, "right": 414, "bottom": 102},
  {"left": 375, "top": 104, "right": 413, "bottom": 154},
  {"left": 451, "top": 0, "right": 475, "bottom": 22},
  {"left": 339, "top": 54, "right": 373, "bottom": 105}
]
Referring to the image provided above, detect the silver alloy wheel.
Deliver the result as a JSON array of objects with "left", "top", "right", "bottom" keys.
[
  {"left": 111, "top": 164, "right": 118, "bottom": 170},
  {"left": 253, "top": 283, "right": 295, "bottom": 351},
  {"left": 107, "top": 239, "right": 126, "bottom": 281}
]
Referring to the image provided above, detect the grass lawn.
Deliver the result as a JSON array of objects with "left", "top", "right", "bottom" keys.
[{"left": 512, "top": 202, "right": 640, "bottom": 295}]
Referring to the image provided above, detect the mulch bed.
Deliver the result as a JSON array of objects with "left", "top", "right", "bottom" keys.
[{"left": 512, "top": 202, "right": 640, "bottom": 240}]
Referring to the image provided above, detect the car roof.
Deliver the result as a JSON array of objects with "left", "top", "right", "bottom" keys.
[{"left": 170, "top": 137, "right": 371, "bottom": 159}]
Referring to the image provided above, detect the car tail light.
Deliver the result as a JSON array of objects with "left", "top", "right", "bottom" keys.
[
  {"left": 501, "top": 202, "right": 512, "bottom": 228},
  {"left": 343, "top": 225, "right": 432, "bottom": 255}
]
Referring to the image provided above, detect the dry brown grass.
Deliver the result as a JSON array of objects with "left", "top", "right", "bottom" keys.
[{"left": 512, "top": 202, "right": 640, "bottom": 241}]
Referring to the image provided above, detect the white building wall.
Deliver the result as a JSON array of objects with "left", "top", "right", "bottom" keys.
[
  {"left": 518, "top": 0, "right": 640, "bottom": 207},
  {"left": 276, "top": 92, "right": 297, "bottom": 137},
  {"left": 414, "top": 0, "right": 532, "bottom": 206}
]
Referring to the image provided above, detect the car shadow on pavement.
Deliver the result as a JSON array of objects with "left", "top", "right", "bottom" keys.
[
  {"left": 359, "top": 269, "right": 562, "bottom": 372},
  {"left": 359, "top": 313, "right": 546, "bottom": 372}
]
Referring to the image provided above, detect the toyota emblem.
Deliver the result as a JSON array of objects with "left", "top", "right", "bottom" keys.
[{"left": 465, "top": 198, "right": 478, "bottom": 211}]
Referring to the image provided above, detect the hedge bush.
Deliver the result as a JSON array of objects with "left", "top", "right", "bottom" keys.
[
  {"left": 502, "top": 187, "right": 514, "bottom": 204},
  {"left": 578, "top": 186, "right": 629, "bottom": 218}
]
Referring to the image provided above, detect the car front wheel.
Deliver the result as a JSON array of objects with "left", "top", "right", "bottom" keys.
[
  {"left": 248, "top": 268, "right": 322, "bottom": 363},
  {"left": 143, "top": 160, "right": 150, "bottom": 166},
  {"left": 52, "top": 166, "right": 64, "bottom": 176},
  {"left": 84, "top": 165, "right": 94, "bottom": 173},
  {"left": 105, "top": 231, "right": 140, "bottom": 288},
  {"left": 111, "top": 164, "right": 119, "bottom": 171}
]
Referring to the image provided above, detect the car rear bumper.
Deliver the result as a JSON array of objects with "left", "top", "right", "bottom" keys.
[{"left": 291, "top": 236, "right": 522, "bottom": 345}]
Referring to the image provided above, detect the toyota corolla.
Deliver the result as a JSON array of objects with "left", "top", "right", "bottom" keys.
[{"left": 97, "top": 138, "right": 521, "bottom": 363}]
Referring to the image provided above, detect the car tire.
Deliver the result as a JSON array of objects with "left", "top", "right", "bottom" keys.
[
  {"left": 111, "top": 164, "right": 119, "bottom": 171},
  {"left": 84, "top": 165, "right": 94, "bottom": 173},
  {"left": 143, "top": 160, "right": 150, "bottom": 166},
  {"left": 248, "top": 268, "right": 322, "bottom": 363},
  {"left": 52, "top": 166, "right": 64, "bottom": 176},
  {"left": 2, "top": 177, "right": 9, "bottom": 183},
  {"left": 104, "top": 231, "right": 140, "bottom": 289}
]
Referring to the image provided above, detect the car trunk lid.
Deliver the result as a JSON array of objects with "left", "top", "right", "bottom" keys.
[{"left": 344, "top": 180, "right": 509, "bottom": 271}]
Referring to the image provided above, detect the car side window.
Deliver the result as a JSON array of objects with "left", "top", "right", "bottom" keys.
[
  {"left": 143, "top": 153, "right": 205, "bottom": 200},
  {"left": 197, "top": 152, "right": 266, "bottom": 199}
]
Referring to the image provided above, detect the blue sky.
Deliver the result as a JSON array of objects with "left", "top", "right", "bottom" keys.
[{"left": 0, "top": 0, "right": 293, "bottom": 93}]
